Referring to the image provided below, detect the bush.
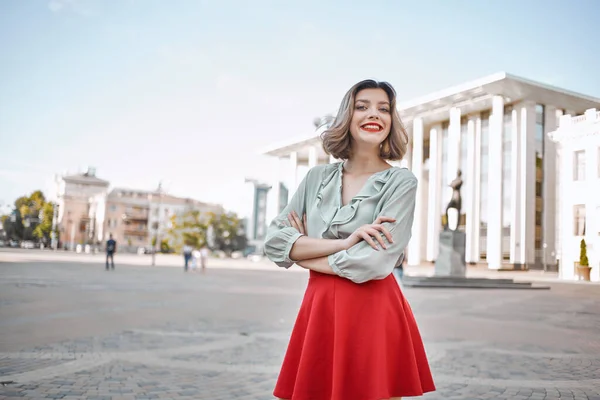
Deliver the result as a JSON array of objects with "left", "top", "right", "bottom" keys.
[{"left": 579, "top": 239, "right": 589, "bottom": 267}]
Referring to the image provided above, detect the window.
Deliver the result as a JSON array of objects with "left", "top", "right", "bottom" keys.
[
  {"left": 574, "top": 150, "right": 586, "bottom": 181},
  {"left": 573, "top": 205, "right": 586, "bottom": 236},
  {"left": 110, "top": 205, "right": 117, "bottom": 212}
]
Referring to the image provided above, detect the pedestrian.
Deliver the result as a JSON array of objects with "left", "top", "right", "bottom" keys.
[
  {"left": 191, "top": 248, "right": 200, "bottom": 271},
  {"left": 106, "top": 234, "right": 116, "bottom": 270},
  {"left": 200, "top": 246, "right": 209, "bottom": 272},
  {"left": 182, "top": 242, "right": 193, "bottom": 271},
  {"left": 264, "top": 79, "right": 435, "bottom": 399}
]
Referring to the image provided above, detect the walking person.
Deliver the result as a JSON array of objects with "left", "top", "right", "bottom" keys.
[
  {"left": 182, "top": 243, "right": 193, "bottom": 271},
  {"left": 191, "top": 248, "right": 200, "bottom": 271},
  {"left": 105, "top": 234, "right": 116, "bottom": 270},
  {"left": 264, "top": 80, "right": 435, "bottom": 399},
  {"left": 199, "top": 246, "right": 209, "bottom": 272}
]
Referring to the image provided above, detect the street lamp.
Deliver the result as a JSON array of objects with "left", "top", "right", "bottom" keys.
[{"left": 151, "top": 182, "right": 163, "bottom": 267}]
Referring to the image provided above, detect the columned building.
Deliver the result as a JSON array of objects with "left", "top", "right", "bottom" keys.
[
  {"left": 549, "top": 108, "right": 600, "bottom": 281},
  {"left": 263, "top": 72, "right": 600, "bottom": 271}
]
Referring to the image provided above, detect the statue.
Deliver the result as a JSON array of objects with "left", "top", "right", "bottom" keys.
[
  {"left": 435, "top": 169, "right": 466, "bottom": 277},
  {"left": 444, "top": 170, "right": 463, "bottom": 231}
]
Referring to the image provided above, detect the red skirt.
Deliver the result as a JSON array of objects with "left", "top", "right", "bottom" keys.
[{"left": 273, "top": 271, "right": 435, "bottom": 400}]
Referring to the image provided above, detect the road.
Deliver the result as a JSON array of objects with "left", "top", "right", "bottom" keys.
[{"left": 0, "top": 249, "right": 599, "bottom": 399}]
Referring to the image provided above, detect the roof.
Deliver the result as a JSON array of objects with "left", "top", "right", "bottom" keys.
[
  {"left": 263, "top": 72, "right": 600, "bottom": 156},
  {"left": 63, "top": 172, "right": 110, "bottom": 186},
  {"left": 106, "top": 188, "right": 224, "bottom": 211},
  {"left": 398, "top": 72, "right": 600, "bottom": 123}
]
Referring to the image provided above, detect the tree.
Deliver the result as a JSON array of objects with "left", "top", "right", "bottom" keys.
[
  {"left": 168, "top": 210, "right": 247, "bottom": 255},
  {"left": 3, "top": 209, "right": 24, "bottom": 240},
  {"left": 207, "top": 211, "right": 247, "bottom": 255},
  {"left": 4, "top": 190, "right": 52, "bottom": 242},
  {"left": 33, "top": 202, "right": 55, "bottom": 243},
  {"left": 168, "top": 209, "right": 210, "bottom": 252}
]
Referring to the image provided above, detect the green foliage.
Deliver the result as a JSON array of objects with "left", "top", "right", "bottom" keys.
[
  {"left": 168, "top": 210, "right": 209, "bottom": 251},
  {"left": 160, "top": 239, "right": 171, "bottom": 253},
  {"left": 579, "top": 239, "right": 589, "bottom": 267},
  {"left": 2, "top": 191, "right": 54, "bottom": 242},
  {"left": 208, "top": 211, "right": 247, "bottom": 255},
  {"left": 33, "top": 202, "right": 55, "bottom": 240},
  {"left": 168, "top": 210, "right": 247, "bottom": 255}
]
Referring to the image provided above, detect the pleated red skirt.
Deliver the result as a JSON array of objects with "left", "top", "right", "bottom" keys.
[{"left": 273, "top": 271, "right": 435, "bottom": 400}]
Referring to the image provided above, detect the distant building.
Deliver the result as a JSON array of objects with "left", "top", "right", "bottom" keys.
[
  {"left": 549, "top": 108, "right": 600, "bottom": 281},
  {"left": 147, "top": 191, "right": 224, "bottom": 250},
  {"left": 263, "top": 72, "right": 600, "bottom": 273},
  {"left": 103, "top": 188, "right": 224, "bottom": 252},
  {"left": 57, "top": 167, "right": 110, "bottom": 249},
  {"left": 243, "top": 177, "right": 282, "bottom": 255},
  {"left": 56, "top": 168, "right": 224, "bottom": 251}
]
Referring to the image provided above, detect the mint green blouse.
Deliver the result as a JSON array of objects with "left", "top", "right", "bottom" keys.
[{"left": 264, "top": 161, "right": 418, "bottom": 284}]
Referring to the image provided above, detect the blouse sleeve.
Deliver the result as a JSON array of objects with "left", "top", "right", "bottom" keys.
[
  {"left": 327, "top": 173, "right": 417, "bottom": 284},
  {"left": 263, "top": 169, "right": 311, "bottom": 269}
]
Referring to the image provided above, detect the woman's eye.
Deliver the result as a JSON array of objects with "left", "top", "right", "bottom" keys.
[
  {"left": 355, "top": 105, "right": 367, "bottom": 110},
  {"left": 380, "top": 108, "right": 390, "bottom": 113}
]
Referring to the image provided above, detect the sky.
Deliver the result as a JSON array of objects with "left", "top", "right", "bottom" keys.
[{"left": 1, "top": 0, "right": 599, "bottom": 217}]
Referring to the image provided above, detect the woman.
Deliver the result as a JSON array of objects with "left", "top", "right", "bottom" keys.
[{"left": 264, "top": 79, "right": 435, "bottom": 400}]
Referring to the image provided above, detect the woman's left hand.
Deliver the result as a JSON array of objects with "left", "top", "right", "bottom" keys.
[{"left": 288, "top": 211, "right": 306, "bottom": 235}]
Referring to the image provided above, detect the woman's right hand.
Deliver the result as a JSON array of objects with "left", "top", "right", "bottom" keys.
[{"left": 343, "top": 216, "right": 396, "bottom": 250}]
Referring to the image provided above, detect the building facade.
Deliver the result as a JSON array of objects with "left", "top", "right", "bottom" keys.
[
  {"left": 57, "top": 168, "right": 110, "bottom": 249},
  {"left": 263, "top": 73, "right": 600, "bottom": 271},
  {"left": 56, "top": 169, "right": 224, "bottom": 252},
  {"left": 549, "top": 108, "right": 600, "bottom": 281},
  {"left": 102, "top": 189, "right": 224, "bottom": 252}
]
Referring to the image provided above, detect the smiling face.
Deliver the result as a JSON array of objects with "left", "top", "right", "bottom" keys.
[
  {"left": 321, "top": 79, "right": 408, "bottom": 161},
  {"left": 348, "top": 88, "right": 392, "bottom": 149}
]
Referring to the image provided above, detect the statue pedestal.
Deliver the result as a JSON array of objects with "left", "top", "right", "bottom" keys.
[{"left": 434, "top": 230, "right": 466, "bottom": 278}]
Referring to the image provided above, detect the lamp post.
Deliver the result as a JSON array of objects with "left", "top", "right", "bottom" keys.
[{"left": 151, "top": 182, "right": 163, "bottom": 267}]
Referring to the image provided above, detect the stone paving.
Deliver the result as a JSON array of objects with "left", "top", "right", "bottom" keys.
[{"left": 1, "top": 249, "right": 600, "bottom": 399}]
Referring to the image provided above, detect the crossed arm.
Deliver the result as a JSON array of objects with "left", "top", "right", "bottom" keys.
[
  {"left": 286, "top": 211, "right": 396, "bottom": 275},
  {"left": 263, "top": 171, "right": 417, "bottom": 283}
]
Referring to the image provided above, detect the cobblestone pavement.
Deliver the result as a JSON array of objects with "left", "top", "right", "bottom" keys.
[{"left": 1, "top": 250, "right": 599, "bottom": 399}]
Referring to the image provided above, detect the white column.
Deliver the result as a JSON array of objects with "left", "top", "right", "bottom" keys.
[
  {"left": 426, "top": 125, "right": 442, "bottom": 261},
  {"left": 308, "top": 146, "right": 318, "bottom": 169},
  {"left": 408, "top": 117, "right": 424, "bottom": 265},
  {"left": 471, "top": 116, "right": 482, "bottom": 262},
  {"left": 289, "top": 151, "right": 298, "bottom": 193},
  {"left": 465, "top": 117, "right": 478, "bottom": 263},
  {"left": 404, "top": 131, "right": 413, "bottom": 170},
  {"left": 446, "top": 107, "right": 462, "bottom": 188},
  {"left": 519, "top": 102, "right": 536, "bottom": 267},
  {"left": 554, "top": 109, "right": 564, "bottom": 264},
  {"left": 510, "top": 109, "right": 521, "bottom": 265},
  {"left": 543, "top": 105, "right": 558, "bottom": 271},
  {"left": 329, "top": 154, "right": 337, "bottom": 163},
  {"left": 559, "top": 140, "right": 574, "bottom": 280},
  {"left": 487, "top": 95, "right": 504, "bottom": 270},
  {"left": 585, "top": 121, "right": 600, "bottom": 282}
]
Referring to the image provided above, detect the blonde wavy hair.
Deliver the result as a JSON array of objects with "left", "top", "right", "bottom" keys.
[{"left": 321, "top": 79, "right": 408, "bottom": 161}]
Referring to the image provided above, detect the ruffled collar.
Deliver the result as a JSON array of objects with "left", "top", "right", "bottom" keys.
[{"left": 314, "top": 162, "right": 398, "bottom": 236}]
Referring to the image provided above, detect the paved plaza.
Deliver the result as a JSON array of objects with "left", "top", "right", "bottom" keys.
[{"left": 0, "top": 249, "right": 599, "bottom": 400}]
